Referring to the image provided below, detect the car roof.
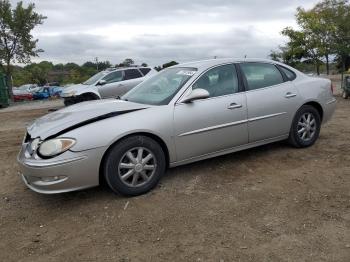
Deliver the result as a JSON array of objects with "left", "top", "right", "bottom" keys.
[
  {"left": 172, "top": 58, "right": 283, "bottom": 70},
  {"left": 104, "top": 67, "right": 152, "bottom": 73}
]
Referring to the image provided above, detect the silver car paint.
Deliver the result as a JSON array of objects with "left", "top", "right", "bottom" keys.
[
  {"left": 27, "top": 99, "right": 150, "bottom": 140},
  {"left": 18, "top": 58, "right": 336, "bottom": 194},
  {"left": 174, "top": 92, "right": 248, "bottom": 161},
  {"left": 61, "top": 68, "right": 156, "bottom": 99}
]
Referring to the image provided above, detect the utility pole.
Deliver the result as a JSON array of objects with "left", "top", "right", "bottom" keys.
[{"left": 95, "top": 57, "right": 99, "bottom": 71}]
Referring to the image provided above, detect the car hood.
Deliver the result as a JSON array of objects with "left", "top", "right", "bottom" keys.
[
  {"left": 61, "top": 83, "right": 90, "bottom": 94},
  {"left": 27, "top": 99, "right": 150, "bottom": 140}
]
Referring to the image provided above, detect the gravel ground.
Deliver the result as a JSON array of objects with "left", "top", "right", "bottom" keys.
[{"left": 0, "top": 95, "right": 349, "bottom": 262}]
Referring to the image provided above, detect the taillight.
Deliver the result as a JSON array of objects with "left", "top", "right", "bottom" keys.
[{"left": 330, "top": 82, "right": 334, "bottom": 94}]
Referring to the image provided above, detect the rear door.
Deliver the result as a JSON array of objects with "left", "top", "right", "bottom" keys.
[
  {"left": 239, "top": 62, "right": 300, "bottom": 143},
  {"left": 120, "top": 69, "right": 144, "bottom": 95}
]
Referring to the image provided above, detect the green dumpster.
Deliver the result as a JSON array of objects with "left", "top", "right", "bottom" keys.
[
  {"left": 0, "top": 74, "right": 9, "bottom": 108},
  {"left": 342, "top": 75, "right": 350, "bottom": 99}
]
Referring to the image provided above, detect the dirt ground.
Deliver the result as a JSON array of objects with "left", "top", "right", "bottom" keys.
[{"left": 0, "top": 96, "right": 349, "bottom": 262}]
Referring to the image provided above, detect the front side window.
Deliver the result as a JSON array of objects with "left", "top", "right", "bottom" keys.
[
  {"left": 102, "top": 71, "right": 123, "bottom": 84},
  {"left": 83, "top": 71, "right": 108, "bottom": 85},
  {"left": 122, "top": 67, "right": 197, "bottom": 105},
  {"left": 192, "top": 64, "right": 239, "bottom": 97},
  {"left": 124, "top": 69, "right": 143, "bottom": 80},
  {"left": 240, "top": 63, "right": 284, "bottom": 91}
]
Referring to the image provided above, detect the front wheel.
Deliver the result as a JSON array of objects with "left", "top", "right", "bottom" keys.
[
  {"left": 288, "top": 105, "right": 321, "bottom": 148},
  {"left": 64, "top": 94, "right": 99, "bottom": 106},
  {"left": 342, "top": 90, "right": 349, "bottom": 99},
  {"left": 104, "top": 136, "right": 166, "bottom": 196}
]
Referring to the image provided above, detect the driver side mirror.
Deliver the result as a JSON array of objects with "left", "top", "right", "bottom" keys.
[
  {"left": 181, "top": 88, "right": 210, "bottom": 103},
  {"left": 97, "top": 80, "right": 107, "bottom": 86}
]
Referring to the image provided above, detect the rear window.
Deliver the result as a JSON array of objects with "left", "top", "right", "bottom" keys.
[
  {"left": 278, "top": 65, "right": 297, "bottom": 81},
  {"left": 140, "top": 68, "right": 151, "bottom": 76},
  {"left": 240, "top": 63, "right": 284, "bottom": 91}
]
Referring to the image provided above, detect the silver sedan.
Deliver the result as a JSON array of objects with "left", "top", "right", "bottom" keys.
[{"left": 17, "top": 59, "right": 336, "bottom": 196}]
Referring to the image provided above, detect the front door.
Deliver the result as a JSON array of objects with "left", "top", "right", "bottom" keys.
[
  {"left": 98, "top": 71, "right": 124, "bottom": 98},
  {"left": 174, "top": 64, "right": 248, "bottom": 162}
]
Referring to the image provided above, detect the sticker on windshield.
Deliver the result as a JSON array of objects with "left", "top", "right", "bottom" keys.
[{"left": 176, "top": 70, "right": 196, "bottom": 76}]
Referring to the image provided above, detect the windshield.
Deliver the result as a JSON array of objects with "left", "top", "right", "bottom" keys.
[
  {"left": 18, "top": 84, "right": 31, "bottom": 90},
  {"left": 122, "top": 67, "right": 197, "bottom": 105},
  {"left": 83, "top": 71, "right": 108, "bottom": 85}
]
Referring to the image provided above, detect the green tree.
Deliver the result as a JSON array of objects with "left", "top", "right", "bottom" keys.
[
  {"left": 119, "top": 58, "right": 134, "bottom": 67},
  {"left": 282, "top": 26, "right": 324, "bottom": 75},
  {"left": 0, "top": 0, "right": 46, "bottom": 98},
  {"left": 316, "top": 0, "right": 350, "bottom": 79},
  {"left": 296, "top": 6, "right": 335, "bottom": 74}
]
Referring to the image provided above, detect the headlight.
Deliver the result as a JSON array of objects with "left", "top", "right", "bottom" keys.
[
  {"left": 38, "top": 138, "right": 76, "bottom": 158},
  {"left": 30, "top": 138, "right": 40, "bottom": 152}
]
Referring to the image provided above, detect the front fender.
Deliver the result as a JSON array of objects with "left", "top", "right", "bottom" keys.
[
  {"left": 75, "top": 87, "right": 101, "bottom": 98},
  {"left": 59, "top": 106, "right": 177, "bottom": 162}
]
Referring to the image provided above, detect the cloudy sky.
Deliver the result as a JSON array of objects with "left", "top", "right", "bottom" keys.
[{"left": 12, "top": 0, "right": 319, "bottom": 66}]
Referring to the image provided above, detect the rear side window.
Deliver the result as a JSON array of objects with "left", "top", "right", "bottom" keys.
[
  {"left": 240, "top": 63, "right": 284, "bottom": 91},
  {"left": 124, "top": 69, "right": 143, "bottom": 80},
  {"left": 278, "top": 65, "right": 297, "bottom": 81},
  {"left": 140, "top": 68, "right": 151, "bottom": 76}
]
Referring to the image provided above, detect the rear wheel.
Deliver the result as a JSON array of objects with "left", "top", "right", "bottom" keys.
[
  {"left": 288, "top": 105, "right": 321, "bottom": 148},
  {"left": 104, "top": 136, "right": 166, "bottom": 196}
]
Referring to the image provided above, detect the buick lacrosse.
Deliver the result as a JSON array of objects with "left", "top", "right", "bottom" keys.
[{"left": 18, "top": 59, "right": 336, "bottom": 196}]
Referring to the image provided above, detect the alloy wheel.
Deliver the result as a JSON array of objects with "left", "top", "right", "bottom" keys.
[
  {"left": 118, "top": 147, "right": 157, "bottom": 187},
  {"left": 297, "top": 112, "right": 317, "bottom": 142}
]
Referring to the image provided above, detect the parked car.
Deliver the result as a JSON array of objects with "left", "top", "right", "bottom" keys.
[
  {"left": 33, "top": 86, "right": 63, "bottom": 100},
  {"left": 13, "top": 84, "right": 40, "bottom": 94},
  {"left": 12, "top": 84, "right": 37, "bottom": 102},
  {"left": 18, "top": 59, "right": 336, "bottom": 196},
  {"left": 61, "top": 67, "right": 157, "bottom": 106},
  {"left": 13, "top": 93, "right": 33, "bottom": 102}
]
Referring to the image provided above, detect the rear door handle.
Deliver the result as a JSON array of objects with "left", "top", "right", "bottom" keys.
[
  {"left": 228, "top": 103, "right": 242, "bottom": 109},
  {"left": 285, "top": 92, "right": 297, "bottom": 98}
]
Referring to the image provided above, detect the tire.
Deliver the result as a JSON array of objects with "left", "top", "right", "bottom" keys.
[
  {"left": 64, "top": 94, "right": 99, "bottom": 106},
  {"left": 342, "top": 90, "right": 349, "bottom": 99},
  {"left": 81, "top": 93, "right": 99, "bottom": 102},
  {"left": 288, "top": 105, "right": 321, "bottom": 148},
  {"left": 64, "top": 98, "right": 75, "bottom": 106},
  {"left": 104, "top": 136, "right": 166, "bottom": 196}
]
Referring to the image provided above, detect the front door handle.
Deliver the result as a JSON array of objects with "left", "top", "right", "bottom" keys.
[
  {"left": 228, "top": 103, "right": 242, "bottom": 109},
  {"left": 285, "top": 92, "right": 297, "bottom": 98}
]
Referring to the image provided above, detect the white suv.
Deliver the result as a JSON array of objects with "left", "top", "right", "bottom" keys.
[{"left": 61, "top": 67, "right": 157, "bottom": 106}]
